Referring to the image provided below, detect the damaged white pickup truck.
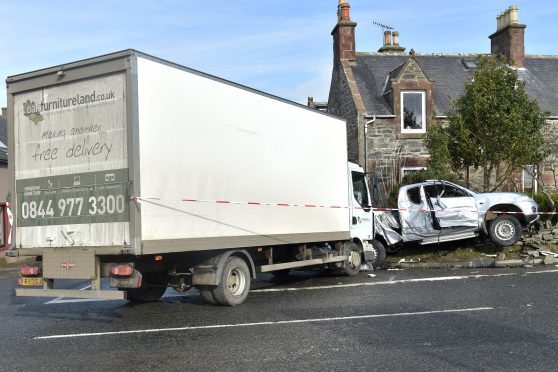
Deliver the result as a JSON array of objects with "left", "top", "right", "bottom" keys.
[{"left": 374, "top": 180, "right": 539, "bottom": 256}]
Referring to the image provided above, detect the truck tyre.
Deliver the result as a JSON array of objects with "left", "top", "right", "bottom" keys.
[
  {"left": 199, "top": 286, "right": 217, "bottom": 305},
  {"left": 125, "top": 272, "right": 168, "bottom": 303},
  {"left": 211, "top": 256, "right": 251, "bottom": 306},
  {"left": 489, "top": 215, "right": 522, "bottom": 247},
  {"left": 342, "top": 242, "right": 362, "bottom": 276},
  {"left": 369, "top": 239, "right": 386, "bottom": 269}
]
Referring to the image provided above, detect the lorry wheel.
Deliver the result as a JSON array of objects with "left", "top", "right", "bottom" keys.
[
  {"left": 342, "top": 242, "right": 362, "bottom": 276},
  {"left": 211, "top": 257, "right": 251, "bottom": 306},
  {"left": 368, "top": 240, "right": 387, "bottom": 269},
  {"left": 199, "top": 286, "right": 217, "bottom": 305},
  {"left": 489, "top": 215, "right": 522, "bottom": 247},
  {"left": 125, "top": 272, "right": 168, "bottom": 303}
]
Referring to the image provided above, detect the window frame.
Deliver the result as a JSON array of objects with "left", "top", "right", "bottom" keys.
[
  {"left": 401, "top": 166, "right": 427, "bottom": 181},
  {"left": 400, "top": 90, "right": 426, "bottom": 134},
  {"left": 522, "top": 165, "right": 538, "bottom": 194}
]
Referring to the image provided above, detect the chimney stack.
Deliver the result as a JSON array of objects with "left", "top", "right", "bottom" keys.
[
  {"left": 490, "top": 5, "right": 526, "bottom": 68},
  {"left": 1, "top": 107, "right": 6, "bottom": 118},
  {"left": 331, "top": 0, "right": 357, "bottom": 66},
  {"left": 378, "top": 31, "right": 405, "bottom": 53}
]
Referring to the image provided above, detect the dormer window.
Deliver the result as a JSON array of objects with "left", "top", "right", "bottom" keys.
[{"left": 401, "top": 91, "right": 426, "bottom": 133}]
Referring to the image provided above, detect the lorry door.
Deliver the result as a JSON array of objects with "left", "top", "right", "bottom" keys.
[
  {"left": 424, "top": 182, "right": 479, "bottom": 228},
  {"left": 399, "top": 185, "right": 439, "bottom": 241},
  {"left": 350, "top": 171, "right": 373, "bottom": 240}
]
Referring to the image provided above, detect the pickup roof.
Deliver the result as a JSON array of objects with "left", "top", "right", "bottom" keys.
[{"left": 374, "top": 180, "right": 539, "bottom": 254}]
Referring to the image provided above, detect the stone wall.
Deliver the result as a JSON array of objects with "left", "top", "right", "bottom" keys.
[
  {"left": 327, "top": 65, "right": 359, "bottom": 164},
  {"left": 524, "top": 219, "right": 558, "bottom": 246}
]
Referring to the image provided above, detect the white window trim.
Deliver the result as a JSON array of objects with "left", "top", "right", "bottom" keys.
[
  {"left": 401, "top": 166, "right": 427, "bottom": 181},
  {"left": 522, "top": 165, "right": 538, "bottom": 193},
  {"left": 401, "top": 91, "right": 426, "bottom": 134}
]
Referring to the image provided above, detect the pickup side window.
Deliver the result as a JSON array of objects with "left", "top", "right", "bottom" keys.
[
  {"left": 407, "top": 186, "right": 421, "bottom": 205},
  {"left": 424, "top": 184, "right": 470, "bottom": 198}
]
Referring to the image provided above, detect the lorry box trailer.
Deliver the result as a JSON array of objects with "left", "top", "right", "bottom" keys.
[{"left": 7, "top": 50, "right": 380, "bottom": 305}]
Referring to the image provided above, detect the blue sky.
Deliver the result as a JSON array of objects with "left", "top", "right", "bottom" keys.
[{"left": 1, "top": 0, "right": 557, "bottom": 108}]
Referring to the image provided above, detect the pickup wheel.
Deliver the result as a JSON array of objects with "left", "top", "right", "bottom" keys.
[
  {"left": 342, "top": 242, "right": 362, "bottom": 276},
  {"left": 211, "top": 257, "right": 251, "bottom": 306},
  {"left": 489, "top": 215, "right": 522, "bottom": 247},
  {"left": 368, "top": 240, "right": 386, "bottom": 269},
  {"left": 125, "top": 273, "right": 168, "bottom": 303}
]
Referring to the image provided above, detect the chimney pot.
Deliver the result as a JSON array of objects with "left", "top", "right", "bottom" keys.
[
  {"left": 392, "top": 31, "right": 400, "bottom": 46},
  {"left": 383, "top": 31, "right": 392, "bottom": 46},
  {"left": 509, "top": 5, "right": 519, "bottom": 24},
  {"left": 339, "top": 2, "right": 351, "bottom": 21}
]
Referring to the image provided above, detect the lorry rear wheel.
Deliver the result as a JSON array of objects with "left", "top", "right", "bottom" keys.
[
  {"left": 489, "top": 215, "right": 522, "bottom": 246},
  {"left": 199, "top": 286, "right": 217, "bottom": 305},
  {"left": 342, "top": 242, "right": 362, "bottom": 276},
  {"left": 211, "top": 257, "right": 251, "bottom": 306},
  {"left": 125, "top": 272, "right": 168, "bottom": 303}
]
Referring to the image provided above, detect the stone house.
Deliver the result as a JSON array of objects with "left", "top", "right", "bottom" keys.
[{"left": 325, "top": 1, "right": 558, "bottom": 205}]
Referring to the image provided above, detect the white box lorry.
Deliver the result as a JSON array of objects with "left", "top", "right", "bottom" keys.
[{"left": 6, "top": 50, "right": 382, "bottom": 305}]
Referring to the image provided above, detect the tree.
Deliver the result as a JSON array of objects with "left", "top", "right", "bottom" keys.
[{"left": 427, "top": 56, "right": 549, "bottom": 192}]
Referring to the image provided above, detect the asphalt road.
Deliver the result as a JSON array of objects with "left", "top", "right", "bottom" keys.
[{"left": 1, "top": 265, "right": 558, "bottom": 371}]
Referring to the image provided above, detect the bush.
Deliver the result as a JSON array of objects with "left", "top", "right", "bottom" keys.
[{"left": 532, "top": 192, "right": 558, "bottom": 212}]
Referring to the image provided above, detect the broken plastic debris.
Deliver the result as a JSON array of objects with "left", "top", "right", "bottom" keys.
[
  {"left": 387, "top": 268, "right": 404, "bottom": 271},
  {"left": 368, "top": 274, "right": 377, "bottom": 278},
  {"left": 540, "top": 251, "right": 558, "bottom": 258},
  {"left": 481, "top": 253, "right": 497, "bottom": 258},
  {"left": 360, "top": 263, "right": 373, "bottom": 271},
  {"left": 398, "top": 258, "right": 420, "bottom": 264}
]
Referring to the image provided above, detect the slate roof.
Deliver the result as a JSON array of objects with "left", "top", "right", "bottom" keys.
[
  {"left": 352, "top": 52, "right": 558, "bottom": 117},
  {"left": 0, "top": 116, "right": 7, "bottom": 164}
]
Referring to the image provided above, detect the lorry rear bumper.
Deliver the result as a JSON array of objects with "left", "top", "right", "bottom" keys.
[{"left": 14, "top": 288, "right": 126, "bottom": 300}]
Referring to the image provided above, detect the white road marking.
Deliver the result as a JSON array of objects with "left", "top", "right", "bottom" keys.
[
  {"left": 525, "top": 269, "right": 558, "bottom": 275},
  {"left": 34, "top": 307, "right": 494, "bottom": 340},
  {"left": 251, "top": 273, "right": 518, "bottom": 293},
  {"left": 45, "top": 285, "right": 95, "bottom": 304},
  {"left": 252, "top": 269, "right": 558, "bottom": 293}
]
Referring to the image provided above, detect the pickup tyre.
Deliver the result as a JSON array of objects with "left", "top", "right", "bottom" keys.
[{"left": 489, "top": 215, "right": 522, "bottom": 247}]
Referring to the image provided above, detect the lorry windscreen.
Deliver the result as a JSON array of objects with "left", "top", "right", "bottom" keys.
[{"left": 352, "top": 172, "right": 370, "bottom": 208}]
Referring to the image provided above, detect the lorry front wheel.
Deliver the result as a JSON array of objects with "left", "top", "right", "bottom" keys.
[
  {"left": 211, "top": 257, "right": 251, "bottom": 306},
  {"left": 489, "top": 215, "right": 522, "bottom": 247},
  {"left": 368, "top": 240, "right": 386, "bottom": 269}
]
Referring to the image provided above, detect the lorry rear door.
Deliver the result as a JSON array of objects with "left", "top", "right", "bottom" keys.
[{"left": 424, "top": 182, "right": 478, "bottom": 228}]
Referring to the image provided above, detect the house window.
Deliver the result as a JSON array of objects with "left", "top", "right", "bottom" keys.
[
  {"left": 401, "top": 166, "right": 427, "bottom": 181},
  {"left": 523, "top": 165, "right": 537, "bottom": 194},
  {"left": 401, "top": 91, "right": 426, "bottom": 133}
]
